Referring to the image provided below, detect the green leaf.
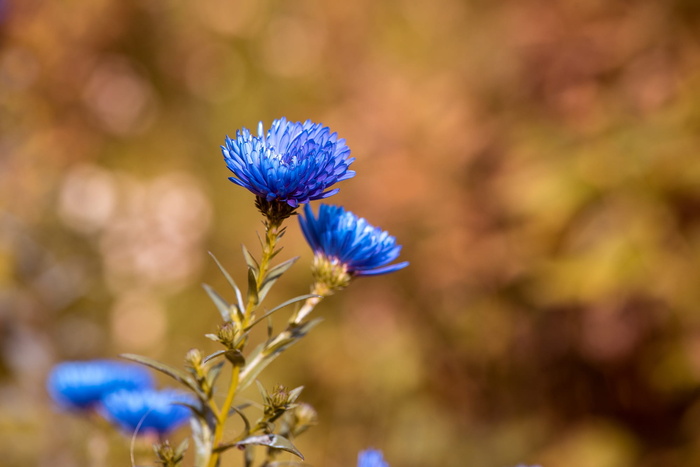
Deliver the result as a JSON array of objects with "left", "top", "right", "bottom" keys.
[
  {"left": 208, "top": 252, "right": 244, "bottom": 320},
  {"left": 204, "top": 333, "right": 220, "bottom": 343},
  {"left": 258, "top": 257, "right": 299, "bottom": 303},
  {"left": 224, "top": 434, "right": 303, "bottom": 460},
  {"left": 203, "top": 284, "right": 233, "bottom": 322},
  {"left": 202, "top": 350, "right": 227, "bottom": 364},
  {"left": 228, "top": 405, "right": 251, "bottom": 432},
  {"left": 120, "top": 353, "right": 206, "bottom": 400},
  {"left": 247, "top": 267, "right": 259, "bottom": 305},
  {"left": 270, "top": 318, "right": 324, "bottom": 354},
  {"left": 255, "top": 380, "right": 270, "bottom": 402},
  {"left": 238, "top": 319, "right": 323, "bottom": 390},
  {"left": 205, "top": 360, "right": 225, "bottom": 389},
  {"left": 208, "top": 252, "right": 245, "bottom": 313},
  {"left": 175, "top": 438, "right": 189, "bottom": 459},
  {"left": 246, "top": 294, "right": 319, "bottom": 331},
  {"left": 287, "top": 385, "right": 304, "bottom": 404},
  {"left": 241, "top": 244, "right": 259, "bottom": 275}
]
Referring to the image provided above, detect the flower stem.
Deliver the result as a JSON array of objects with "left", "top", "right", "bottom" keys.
[
  {"left": 291, "top": 282, "right": 330, "bottom": 324},
  {"left": 207, "top": 215, "right": 285, "bottom": 467}
]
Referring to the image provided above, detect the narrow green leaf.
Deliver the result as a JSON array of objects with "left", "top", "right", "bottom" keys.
[
  {"left": 246, "top": 294, "right": 318, "bottom": 331},
  {"left": 269, "top": 246, "right": 284, "bottom": 260},
  {"left": 255, "top": 380, "right": 269, "bottom": 401},
  {"left": 271, "top": 319, "right": 323, "bottom": 355},
  {"left": 241, "top": 244, "right": 259, "bottom": 274},
  {"left": 202, "top": 350, "right": 227, "bottom": 364},
  {"left": 205, "top": 333, "right": 220, "bottom": 343},
  {"left": 266, "top": 256, "right": 298, "bottom": 277},
  {"left": 240, "top": 434, "right": 304, "bottom": 459},
  {"left": 238, "top": 319, "right": 322, "bottom": 390},
  {"left": 120, "top": 354, "right": 206, "bottom": 400},
  {"left": 175, "top": 438, "right": 189, "bottom": 458},
  {"left": 258, "top": 257, "right": 299, "bottom": 302},
  {"left": 247, "top": 267, "right": 259, "bottom": 305},
  {"left": 228, "top": 405, "right": 251, "bottom": 432},
  {"left": 202, "top": 284, "right": 233, "bottom": 322},
  {"left": 217, "top": 435, "right": 303, "bottom": 460},
  {"left": 208, "top": 252, "right": 245, "bottom": 317},
  {"left": 205, "top": 361, "right": 225, "bottom": 389},
  {"left": 288, "top": 385, "right": 304, "bottom": 404},
  {"left": 208, "top": 252, "right": 240, "bottom": 296}
]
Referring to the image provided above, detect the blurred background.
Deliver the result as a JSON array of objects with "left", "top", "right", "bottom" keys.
[{"left": 2, "top": 0, "right": 700, "bottom": 465}]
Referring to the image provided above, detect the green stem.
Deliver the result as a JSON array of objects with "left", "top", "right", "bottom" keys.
[
  {"left": 290, "top": 282, "right": 329, "bottom": 325},
  {"left": 207, "top": 218, "right": 283, "bottom": 467}
]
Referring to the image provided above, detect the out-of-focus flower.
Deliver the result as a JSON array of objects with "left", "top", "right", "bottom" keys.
[
  {"left": 100, "top": 389, "right": 194, "bottom": 435},
  {"left": 299, "top": 204, "right": 408, "bottom": 280},
  {"left": 47, "top": 360, "right": 154, "bottom": 410},
  {"left": 222, "top": 118, "right": 355, "bottom": 208},
  {"left": 358, "top": 449, "right": 389, "bottom": 467}
]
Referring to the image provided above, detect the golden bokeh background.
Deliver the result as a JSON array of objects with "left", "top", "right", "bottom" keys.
[{"left": 2, "top": 0, "right": 700, "bottom": 466}]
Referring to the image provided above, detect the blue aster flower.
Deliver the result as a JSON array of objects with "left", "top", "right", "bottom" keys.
[
  {"left": 100, "top": 389, "right": 195, "bottom": 435},
  {"left": 222, "top": 118, "right": 355, "bottom": 209},
  {"left": 299, "top": 204, "right": 409, "bottom": 279},
  {"left": 358, "top": 449, "right": 389, "bottom": 467},
  {"left": 47, "top": 360, "right": 154, "bottom": 410}
]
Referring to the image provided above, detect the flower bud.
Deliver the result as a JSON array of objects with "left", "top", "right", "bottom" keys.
[{"left": 185, "top": 349, "right": 202, "bottom": 369}]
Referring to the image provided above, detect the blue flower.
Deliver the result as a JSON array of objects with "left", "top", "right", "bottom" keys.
[
  {"left": 299, "top": 204, "right": 409, "bottom": 277},
  {"left": 47, "top": 360, "right": 154, "bottom": 410},
  {"left": 100, "top": 389, "right": 194, "bottom": 435},
  {"left": 222, "top": 118, "right": 355, "bottom": 208},
  {"left": 358, "top": 449, "right": 389, "bottom": 467}
]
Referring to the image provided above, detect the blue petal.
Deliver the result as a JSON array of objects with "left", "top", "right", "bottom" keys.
[
  {"left": 299, "top": 204, "right": 408, "bottom": 276},
  {"left": 100, "top": 389, "right": 195, "bottom": 435},
  {"left": 358, "top": 449, "right": 389, "bottom": 467},
  {"left": 222, "top": 118, "right": 355, "bottom": 205},
  {"left": 47, "top": 360, "right": 154, "bottom": 411}
]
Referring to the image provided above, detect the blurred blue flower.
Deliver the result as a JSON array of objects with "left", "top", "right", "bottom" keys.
[
  {"left": 222, "top": 118, "right": 355, "bottom": 208},
  {"left": 299, "top": 204, "right": 409, "bottom": 276},
  {"left": 47, "top": 360, "right": 154, "bottom": 410},
  {"left": 100, "top": 389, "right": 194, "bottom": 435},
  {"left": 358, "top": 449, "right": 389, "bottom": 467}
]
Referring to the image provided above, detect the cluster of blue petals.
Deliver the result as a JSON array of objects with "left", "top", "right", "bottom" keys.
[
  {"left": 101, "top": 389, "right": 194, "bottom": 435},
  {"left": 358, "top": 449, "right": 389, "bottom": 467},
  {"left": 299, "top": 204, "right": 409, "bottom": 276},
  {"left": 222, "top": 118, "right": 355, "bottom": 207},
  {"left": 47, "top": 360, "right": 193, "bottom": 435},
  {"left": 47, "top": 360, "right": 154, "bottom": 410}
]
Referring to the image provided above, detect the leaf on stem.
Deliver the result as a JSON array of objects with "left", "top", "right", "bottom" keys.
[
  {"left": 247, "top": 267, "right": 259, "bottom": 305},
  {"left": 175, "top": 438, "right": 189, "bottom": 460},
  {"left": 202, "top": 350, "right": 227, "bottom": 364},
  {"left": 258, "top": 257, "right": 299, "bottom": 303},
  {"left": 238, "top": 319, "right": 323, "bottom": 390},
  {"left": 242, "top": 245, "right": 259, "bottom": 275},
  {"left": 120, "top": 353, "right": 207, "bottom": 401},
  {"left": 246, "top": 294, "right": 320, "bottom": 331},
  {"left": 203, "top": 284, "right": 236, "bottom": 323},
  {"left": 205, "top": 360, "right": 225, "bottom": 389},
  {"left": 228, "top": 405, "right": 252, "bottom": 432},
  {"left": 218, "top": 434, "right": 303, "bottom": 460},
  {"left": 208, "top": 252, "right": 246, "bottom": 315}
]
